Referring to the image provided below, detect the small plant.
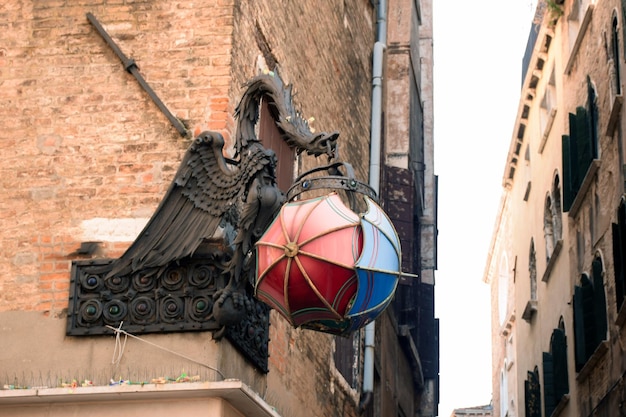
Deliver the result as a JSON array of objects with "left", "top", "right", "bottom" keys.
[
  {"left": 533, "top": 0, "right": 563, "bottom": 26},
  {"left": 546, "top": 0, "right": 564, "bottom": 19}
]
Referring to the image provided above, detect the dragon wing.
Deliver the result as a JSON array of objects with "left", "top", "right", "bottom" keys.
[
  {"left": 102, "top": 131, "right": 271, "bottom": 278},
  {"left": 101, "top": 72, "right": 336, "bottom": 280}
]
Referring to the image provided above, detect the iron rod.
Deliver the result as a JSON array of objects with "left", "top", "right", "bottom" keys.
[{"left": 86, "top": 12, "right": 189, "bottom": 138}]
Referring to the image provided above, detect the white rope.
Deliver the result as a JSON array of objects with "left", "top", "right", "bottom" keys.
[
  {"left": 105, "top": 324, "right": 225, "bottom": 380},
  {"left": 111, "top": 321, "right": 127, "bottom": 366}
]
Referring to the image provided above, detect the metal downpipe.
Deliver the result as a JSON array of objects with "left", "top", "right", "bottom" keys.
[{"left": 359, "top": 0, "right": 386, "bottom": 412}]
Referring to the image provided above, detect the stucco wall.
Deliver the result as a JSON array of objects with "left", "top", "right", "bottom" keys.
[
  {"left": 1, "top": 396, "right": 232, "bottom": 417},
  {"left": 486, "top": 0, "right": 626, "bottom": 416}
]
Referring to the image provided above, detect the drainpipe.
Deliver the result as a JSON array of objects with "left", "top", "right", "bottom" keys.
[
  {"left": 360, "top": 0, "right": 386, "bottom": 412},
  {"left": 368, "top": 0, "right": 387, "bottom": 192}
]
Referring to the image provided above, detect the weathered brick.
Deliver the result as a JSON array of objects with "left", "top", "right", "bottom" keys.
[
  {"left": 39, "top": 273, "right": 68, "bottom": 282},
  {"left": 0, "top": 1, "right": 382, "bottom": 416}
]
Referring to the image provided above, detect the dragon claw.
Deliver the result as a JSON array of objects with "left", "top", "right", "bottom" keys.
[{"left": 212, "top": 286, "right": 247, "bottom": 326}]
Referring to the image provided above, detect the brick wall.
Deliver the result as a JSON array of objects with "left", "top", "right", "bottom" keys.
[
  {"left": 229, "top": 3, "right": 374, "bottom": 415},
  {"left": 231, "top": 0, "right": 373, "bottom": 181},
  {"left": 562, "top": 0, "right": 626, "bottom": 413},
  {"left": 0, "top": 0, "right": 238, "bottom": 313},
  {"left": 0, "top": 0, "right": 373, "bottom": 314},
  {"left": 1, "top": 1, "right": 376, "bottom": 416}
]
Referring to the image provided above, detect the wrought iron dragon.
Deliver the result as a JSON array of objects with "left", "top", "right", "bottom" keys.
[{"left": 85, "top": 71, "right": 339, "bottom": 329}]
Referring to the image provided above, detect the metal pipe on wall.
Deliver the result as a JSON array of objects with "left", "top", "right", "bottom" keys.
[{"left": 360, "top": 0, "right": 386, "bottom": 411}]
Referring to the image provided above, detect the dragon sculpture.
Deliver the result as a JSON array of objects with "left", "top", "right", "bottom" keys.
[{"left": 93, "top": 71, "right": 339, "bottom": 327}]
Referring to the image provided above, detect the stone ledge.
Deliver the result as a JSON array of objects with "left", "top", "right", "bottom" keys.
[{"left": 0, "top": 380, "right": 281, "bottom": 417}]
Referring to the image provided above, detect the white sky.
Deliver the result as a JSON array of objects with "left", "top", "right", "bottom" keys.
[{"left": 432, "top": 1, "right": 537, "bottom": 415}]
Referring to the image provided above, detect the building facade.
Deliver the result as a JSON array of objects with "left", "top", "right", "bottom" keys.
[
  {"left": 0, "top": 1, "right": 438, "bottom": 416},
  {"left": 485, "top": 0, "right": 626, "bottom": 416}
]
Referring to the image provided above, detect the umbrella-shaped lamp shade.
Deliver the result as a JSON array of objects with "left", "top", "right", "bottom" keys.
[
  {"left": 255, "top": 192, "right": 402, "bottom": 336},
  {"left": 255, "top": 193, "right": 362, "bottom": 327},
  {"left": 346, "top": 196, "right": 401, "bottom": 324}
]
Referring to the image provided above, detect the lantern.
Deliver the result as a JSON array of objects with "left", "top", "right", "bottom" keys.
[
  {"left": 255, "top": 172, "right": 402, "bottom": 336},
  {"left": 344, "top": 196, "right": 401, "bottom": 329}
]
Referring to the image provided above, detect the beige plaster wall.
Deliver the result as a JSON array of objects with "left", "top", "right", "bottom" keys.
[
  {"left": 0, "top": 310, "right": 237, "bottom": 386},
  {"left": 1, "top": 397, "right": 230, "bottom": 417},
  {"left": 487, "top": 0, "right": 626, "bottom": 416}
]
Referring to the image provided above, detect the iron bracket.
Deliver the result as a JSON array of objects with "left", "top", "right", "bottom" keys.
[{"left": 86, "top": 12, "right": 189, "bottom": 138}]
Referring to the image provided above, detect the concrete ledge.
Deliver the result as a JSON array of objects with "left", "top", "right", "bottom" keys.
[{"left": 0, "top": 380, "right": 281, "bottom": 417}]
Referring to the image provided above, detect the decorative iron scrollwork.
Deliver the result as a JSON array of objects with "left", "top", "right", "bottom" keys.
[
  {"left": 67, "top": 254, "right": 270, "bottom": 372},
  {"left": 68, "top": 255, "right": 228, "bottom": 334}
]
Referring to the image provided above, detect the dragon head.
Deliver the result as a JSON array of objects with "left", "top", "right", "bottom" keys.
[
  {"left": 235, "top": 72, "right": 341, "bottom": 162},
  {"left": 301, "top": 131, "right": 339, "bottom": 159}
]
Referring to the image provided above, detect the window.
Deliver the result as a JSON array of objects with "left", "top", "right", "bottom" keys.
[
  {"left": 591, "top": 192, "right": 600, "bottom": 244},
  {"left": 500, "top": 366, "right": 509, "bottom": 417},
  {"left": 612, "top": 199, "right": 626, "bottom": 311},
  {"left": 334, "top": 332, "right": 361, "bottom": 389},
  {"left": 612, "top": 15, "right": 622, "bottom": 98},
  {"left": 530, "top": 239, "right": 537, "bottom": 301},
  {"left": 545, "top": 195, "right": 556, "bottom": 261},
  {"left": 586, "top": 77, "right": 600, "bottom": 157},
  {"left": 543, "top": 174, "right": 564, "bottom": 283},
  {"left": 576, "top": 229, "right": 585, "bottom": 271},
  {"left": 567, "top": 0, "right": 583, "bottom": 53},
  {"left": 608, "top": 12, "right": 624, "bottom": 136},
  {"left": 561, "top": 78, "right": 599, "bottom": 212},
  {"left": 622, "top": 1, "right": 626, "bottom": 66},
  {"left": 523, "top": 240, "right": 538, "bottom": 322},
  {"left": 505, "top": 335, "right": 515, "bottom": 369},
  {"left": 573, "top": 256, "right": 608, "bottom": 371},
  {"left": 540, "top": 68, "right": 557, "bottom": 140},
  {"left": 525, "top": 367, "right": 541, "bottom": 417},
  {"left": 543, "top": 323, "right": 569, "bottom": 417},
  {"left": 523, "top": 145, "right": 532, "bottom": 201},
  {"left": 565, "top": 0, "right": 594, "bottom": 73},
  {"left": 498, "top": 253, "right": 510, "bottom": 325},
  {"left": 552, "top": 175, "right": 563, "bottom": 242}
]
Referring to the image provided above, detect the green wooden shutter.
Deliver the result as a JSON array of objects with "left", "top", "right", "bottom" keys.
[
  {"left": 551, "top": 328, "right": 569, "bottom": 400},
  {"left": 568, "top": 110, "right": 581, "bottom": 193},
  {"left": 543, "top": 352, "right": 556, "bottom": 417},
  {"left": 581, "top": 275, "right": 598, "bottom": 357},
  {"left": 525, "top": 379, "right": 531, "bottom": 417},
  {"left": 613, "top": 18, "right": 622, "bottom": 96},
  {"left": 562, "top": 134, "right": 573, "bottom": 212},
  {"left": 526, "top": 370, "right": 541, "bottom": 417},
  {"left": 613, "top": 223, "right": 625, "bottom": 310},
  {"left": 573, "top": 285, "right": 587, "bottom": 371},
  {"left": 574, "top": 106, "right": 592, "bottom": 186},
  {"left": 586, "top": 77, "right": 599, "bottom": 159},
  {"left": 617, "top": 202, "right": 626, "bottom": 311},
  {"left": 592, "top": 258, "right": 608, "bottom": 344},
  {"left": 562, "top": 105, "right": 595, "bottom": 211},
  {"left": 620, "top": 0, "right": 626, "bottom": 56}
]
